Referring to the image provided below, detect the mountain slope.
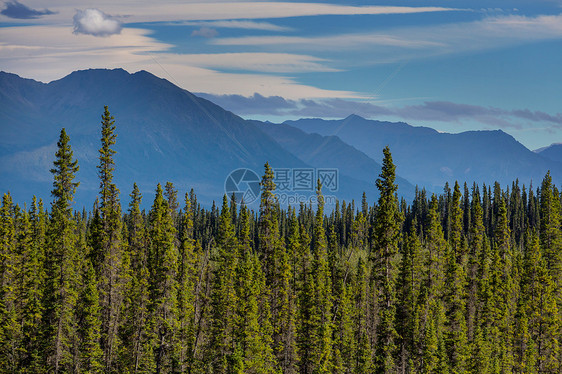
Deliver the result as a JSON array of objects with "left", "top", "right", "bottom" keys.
[
  {"left": 0, "top": 69, "right": 311, "bottom": 207},
  {"left": 1, "top": 69, "right": 398, "bottom": 208},
  {"left": 285, "top": 115, "right": 561, "bottom": 190},
  {"left": 536, "top": 144, "right": 562, "bottom": 163}
]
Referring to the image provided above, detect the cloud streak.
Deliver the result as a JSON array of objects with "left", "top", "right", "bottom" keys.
[
  {"left": 125, "top": 3, "right": 459, "bottom": 23},
  {"left": 1, "top": 0, "right": 54, "bottom": 19},
  {"left": 182, "top": 20, "right": 292, "bottom": 32},
  {"left": 211, "top": 13, "right": 562, "bottom": 63},
  {"left": 173, "top": 53, "right": 338, "bottom": 73},
  {"left": 73, "top": 9, "right": 122, "bottom": 37}
]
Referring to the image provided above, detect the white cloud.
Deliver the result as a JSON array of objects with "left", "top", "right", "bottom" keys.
[{"left": 73, "top": 8, "right": 122, "bottom": 37}]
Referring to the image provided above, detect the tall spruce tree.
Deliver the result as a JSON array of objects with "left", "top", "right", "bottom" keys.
[
  {"left": 0, "top": 194, "right": 20, "bottom": 370},
  {"left": 520, "top": 232, "right": 560, "bottom": 372},
  {"left": 76, "top": 259, "right": 103, "bottom": 373},
  {"left": 309, "top": 180, "right": 334, "bottom": 373},
  {"left": 95, "top": 106, "right": 125, "bottom": 371},
  {"left": 119, "top": 184, "right": 154, "bottom": 372},
  {"left": 176, "top": 192, "right": 198, "bottom": 372},
  {"left": 539, "top": 172, "right": 562, "bottom": 292},
  {"left": 397, "top": 225, "right": 422, "bottom": 372},
  {"left": 372, "top": 146, "right": 403, "bottom": 373},
  {"left": 444, "top": 182, "right": 469, "bottom": 372},
  {"left": 148, "top": 184, "right": 179, "bottom": 373},
  {"left": 19, "top": 197, "right": 47, "bottom": 372},
  {"left": 43, "top": 128, "right": 81, "bottom": 373},
  {"left": 258, "top": 162, "right": 295, "bottom": 371},
  {"left": 207, "top": 195, "right": 240, "bottom": 373}
]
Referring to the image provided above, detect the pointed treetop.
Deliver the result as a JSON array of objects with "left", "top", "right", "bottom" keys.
[
  {"left": 50, "top": 128, "right": 80, "bottom": 209},
  {"left": 376, "top": 146, "right": 398, "bottom": 199}
]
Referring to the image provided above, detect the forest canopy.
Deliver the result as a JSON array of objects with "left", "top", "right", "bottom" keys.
[{"left": 0, "top": 107, "right": 561, "bottom": 373}]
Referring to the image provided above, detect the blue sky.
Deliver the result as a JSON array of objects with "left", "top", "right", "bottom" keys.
[{"left": 1, "top": 0, "right": 561, "bottom": 150}]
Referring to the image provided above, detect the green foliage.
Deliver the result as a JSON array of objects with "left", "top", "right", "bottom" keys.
[
  {"left": 372, "top": 146, "right": 403, "bottom": 373},
  {"left": 42, "top": 128, "right": 82, "bottom": 373},
  {"left": 4, "top": 120, "right": 562, "bottom": 373}
]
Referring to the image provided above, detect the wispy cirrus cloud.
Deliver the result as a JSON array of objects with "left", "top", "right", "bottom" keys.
[
  {"left": 212, "top": 13, "right": 562, "bottom": 62},
  {"left": 213, "top": 34, "right": 443, "bottom": 49},
  {"left": 123, "top": 3, "right": 459, "bottom": 23},
  {"left": 73, "top": 9, "right": 122, "bottom": 37},
  {"left": 0, "top": 2, "right": 461, "bottom": 25},
  {"left": 182, "top": 20, "right": 292, "bottom": 32},
  {"left": 1, "top": 0, "right": 54, "bottom": 19},
  {"left": 174, "top": 53, "right": 338, "bottom": 73}
]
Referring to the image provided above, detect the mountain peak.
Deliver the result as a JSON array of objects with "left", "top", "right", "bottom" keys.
[
  {"left": 535, "top": 143, "right": 562, "bottom": 163},
  {"left": 344, "top": 114, "right": 366, "bottom": 121}
]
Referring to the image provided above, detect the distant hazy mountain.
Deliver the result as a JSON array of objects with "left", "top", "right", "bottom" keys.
[
  {"left": 535, "top": 144, "right": 562, "bottom": 163},
  {"left": 285, "top": 115, "right": 561, "bottom": 191},
  {"left": 0, "top": 69, "right": 388, "bottom": 209},
  {"left": 255, "top": 121, "right": 414, "bottom": 198}
]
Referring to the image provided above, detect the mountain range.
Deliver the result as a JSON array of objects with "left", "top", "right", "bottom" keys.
[
  {"left": 0, "top": 69, "right": 385, "bottom": 209},
  {"left": 286, "top": 116, "right": 562, "bottom": 191},
  {"left": 1, "top": 68, "right": 560, "bottom": 209}
]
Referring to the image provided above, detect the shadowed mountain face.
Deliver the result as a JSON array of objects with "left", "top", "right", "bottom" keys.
[
  {"left": 0, "top": 69, "right": 396, "bottom": 209},
  {"left": 285, "top": 115, "right": 562, "bottom": 191},
  {"left": 1, "top": 69, "right": 310, "bottom": 208},
  {"left": 536, "top": 144, "right": 562, "bottom": 164},
  {"left": 3, "top": 68, "right": 554, "bottom": 210}
]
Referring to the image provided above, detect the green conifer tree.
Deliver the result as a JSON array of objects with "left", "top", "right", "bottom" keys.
[
  {"left": 372, "top": 146, "right": 403, "bottom": 373},
  {"left": 539, "top": 172, "right": 562, "bottom": 292},
  {"left": 148, "top": 183, "right": 179, "bottom": 373},
  {"left": 521, "top": 232, "right": 560, "bottom": 372},
  {"left": 397, "top": 225, "right": 422, "bottom": 372},
  {"left": 95, "top": 106, "right": 125, "bottom": 371},
  {"left": 42, "top": 128, "right": 81, "bottom": 373},
  {"left": 176, "top": 192, "right": 198, "bottom": 372},
  {"left": 76, "top": 260, "right": 103, "bottom": 373},
  {"left": 119, "top": 183, "right": 155, "bottom": 373},
  {"left": 0, "top": 194, "right": 21, "bottom": 370},
  {"left": 306, "top": 181, "right": 335, "bottom": 373},
  {"left": 444, "top": 182, "right": 469, "bottom": 372},
  {"left": 258, "top": 163, "right": 296, "bottom": 371},
  {"left": 19, "top": 197, "right": 47, "bottom": 372},
  {"left": 207, "top": 195, "right": 240, "bottom": 373}
]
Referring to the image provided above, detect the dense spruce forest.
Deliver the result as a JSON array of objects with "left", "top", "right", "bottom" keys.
[{"left": 1, "top": 106, "right": 561, "bottom": 374}]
